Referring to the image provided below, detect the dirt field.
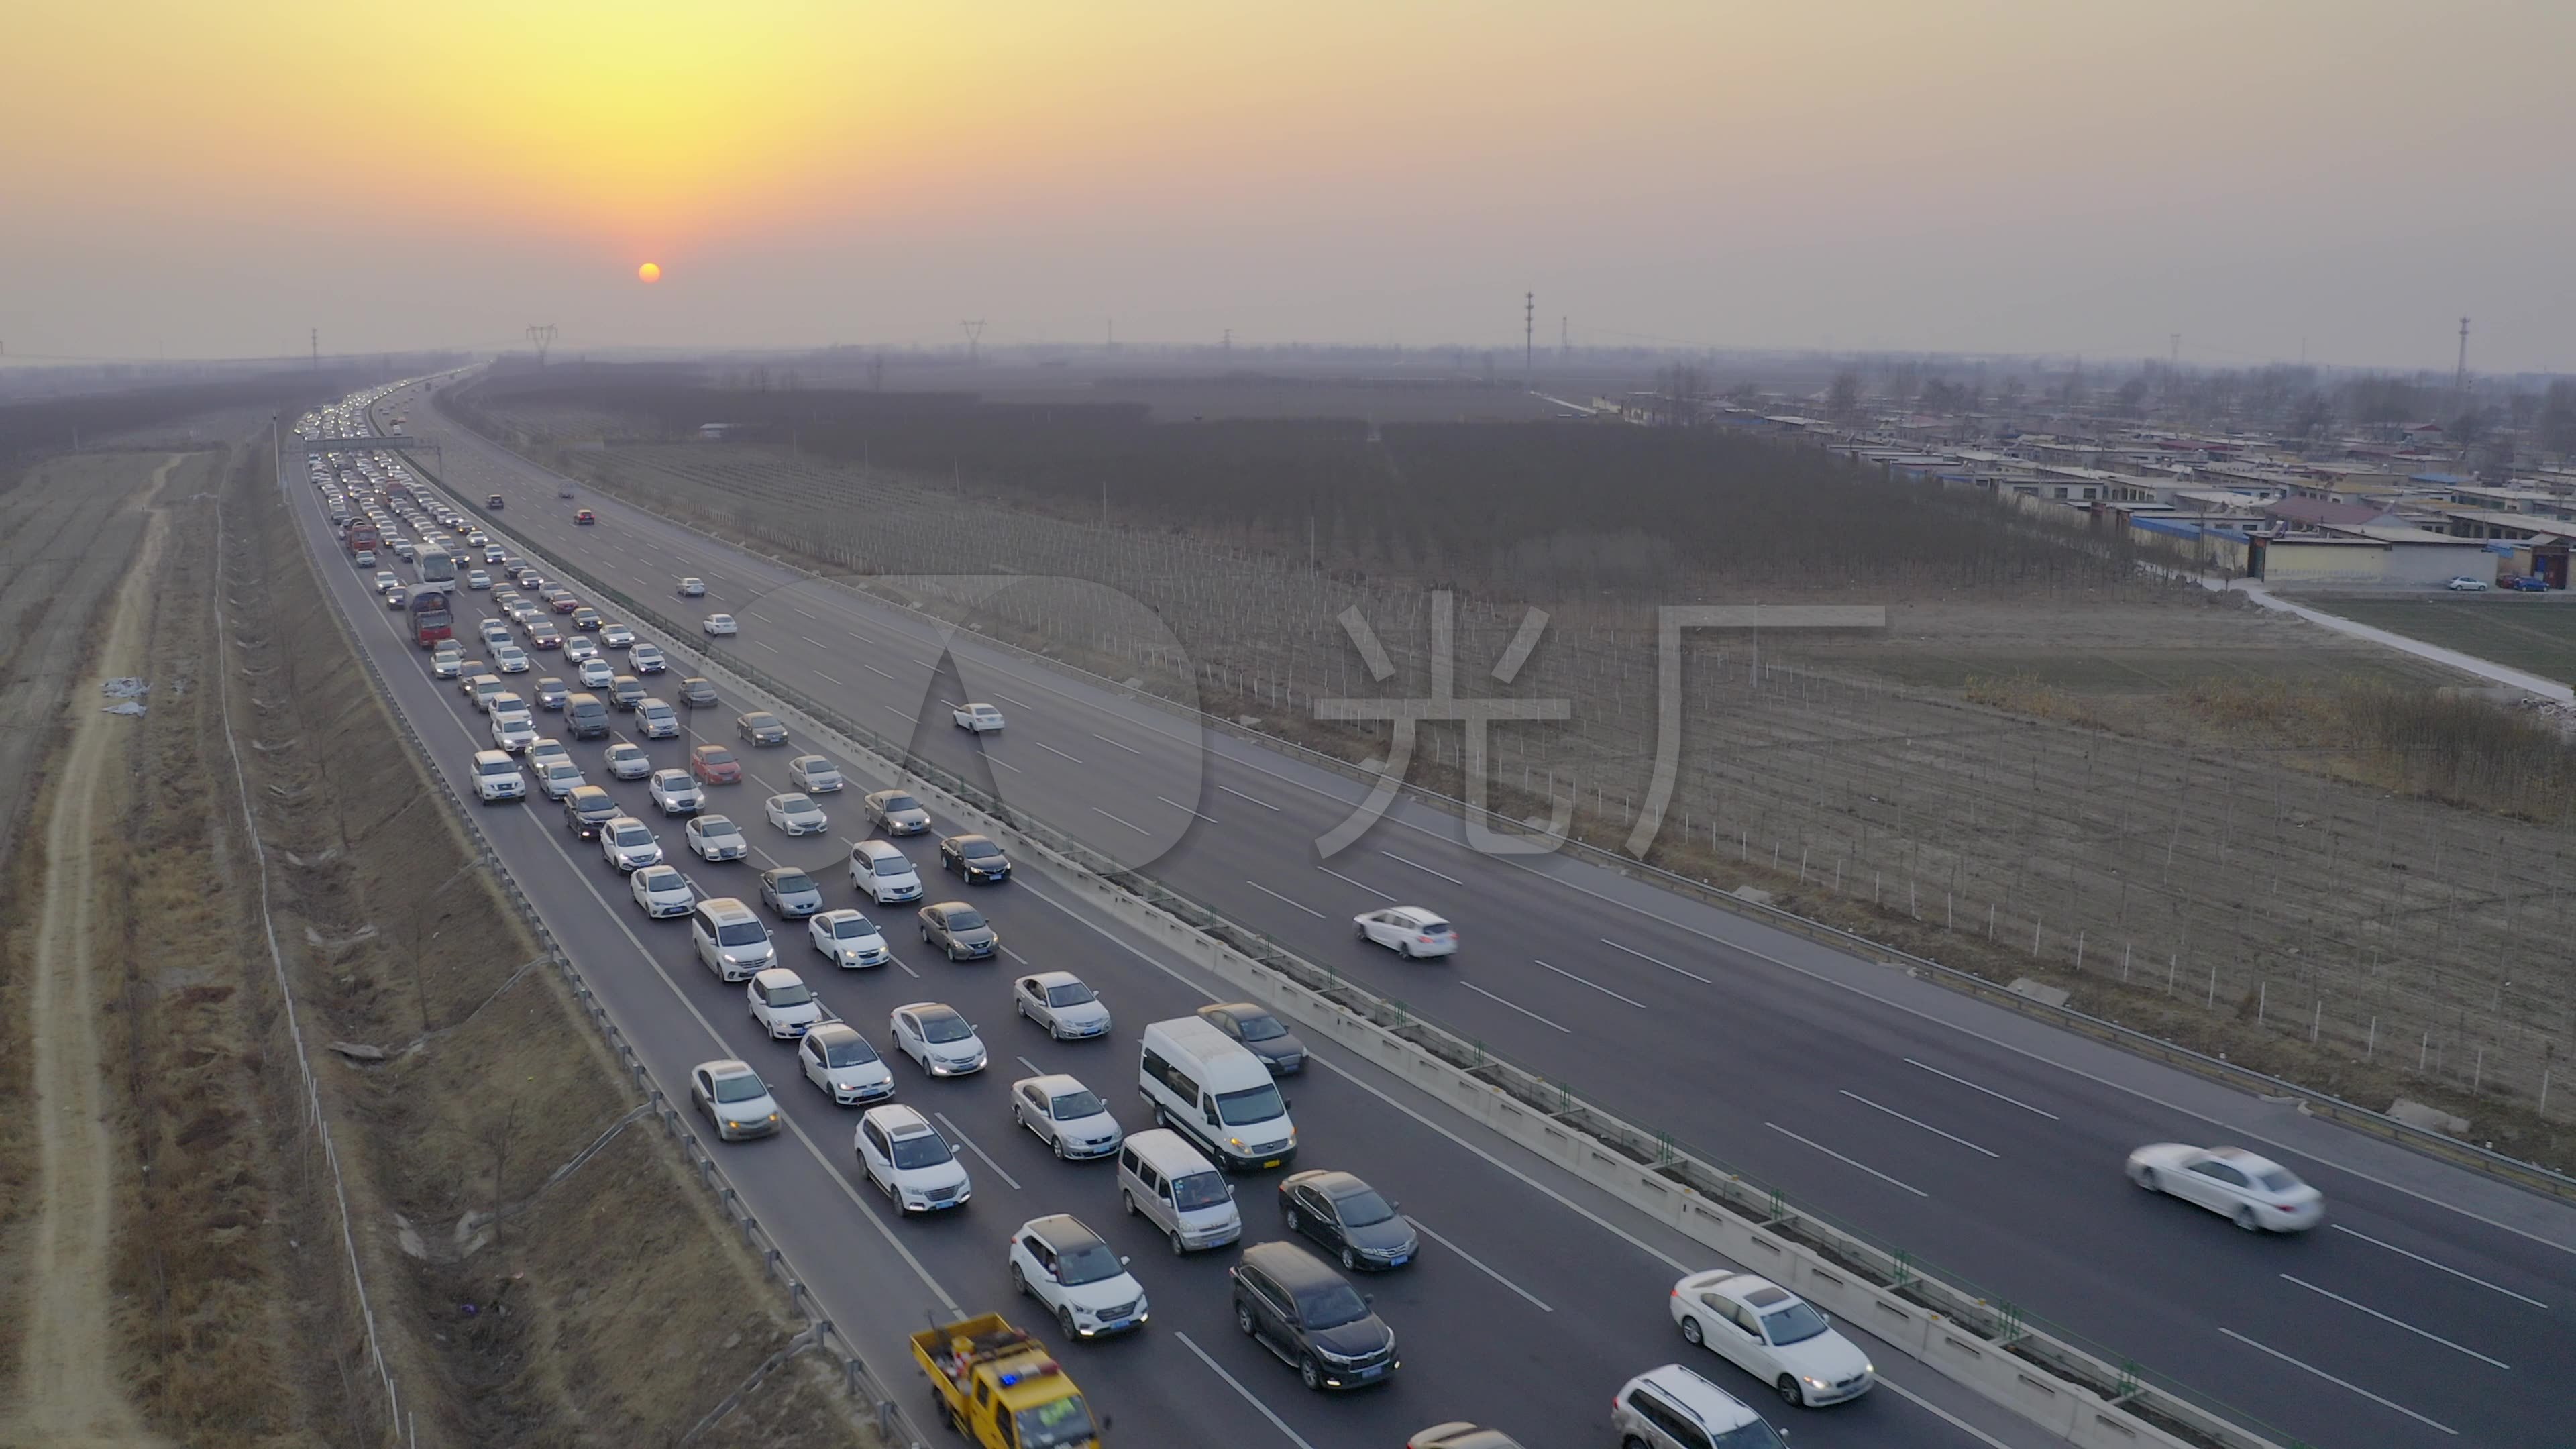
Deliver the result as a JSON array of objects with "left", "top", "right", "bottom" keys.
[
  {"left": 462, "top": 396, "right": 2576, "bottom": 1171},
  {"left": 1, "top": 436, "right": 879, "bottom": 1446},
  {"left": 2304, "top": 594, "right": 2576, "bottom": 685}
]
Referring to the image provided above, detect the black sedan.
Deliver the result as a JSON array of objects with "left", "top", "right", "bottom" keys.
[
  {"left": 1197, "top": 1002, "right": 1307, "bottom": 1075},
  {"left": 737, "top": 711, "right": 789, "bottom": 747},
  {"left": 938, "top": 833, "right": 1011, "bottom": 884},
  {"left": 1279, "top": 1169, "right": 1418, "bottom": 1272}
]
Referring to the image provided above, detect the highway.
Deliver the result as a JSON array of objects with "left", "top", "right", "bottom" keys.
[
  {"left": 290, "top": 396, "right": 2044, "bottom": 1448},
  {"left": 368, "top": 376, "right": 2573, "bottom": 1448}
]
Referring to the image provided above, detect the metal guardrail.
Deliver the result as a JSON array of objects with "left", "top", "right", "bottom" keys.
[
  {"left": 487, "top": 436, "right": 2576, "bottom": 1205},
  {"left": 405, "top": 460, "right": 2305, "bottom": 1449},
  {"left": 292, "top": 431, "right": 929, "bottom": 1449}
]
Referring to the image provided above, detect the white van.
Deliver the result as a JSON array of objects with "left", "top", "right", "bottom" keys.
[
  {"left": 849, "top": 839, "right": 923, "bottom": 904},
  {"left": 1116, "top": 1128, "right": 1242, "bottom": 1254},
  {"left": 1136, "top": 1018, "right": 1297, "bottom": 1172},
  {"left": 692, "top": 897, "right": 776, "bottom": 981}
]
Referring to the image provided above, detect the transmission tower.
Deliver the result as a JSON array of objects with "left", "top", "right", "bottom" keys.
[
  {"left": 1222, "top": 328, "right": 1231, "bottom": 358},
  {"left": 1523, "top": 292, "right": 1534, "bottom": 387},
  {"left": 960, "top": 320, "right": 984, "bottom": 364},
  {"left": 526, "top": 323, "right": 557, "bottom": 365}
]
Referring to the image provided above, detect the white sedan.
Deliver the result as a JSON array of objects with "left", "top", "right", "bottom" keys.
[
  {"left": 1355, "top": 906, "right": 1458, "bottom": 959},
  {"left": 1670, "top": 1271, "right": 1874, "bottom": 1407},
  {"left": 747, "top": 967, "right": 825, "bottom": 1039},
  {"left": 890, "top": 1002, "right": 987, "bottom": 1077},
  {"left": 1010, "top": 1074, "right": 1124, "bottom": 1161},
  {"left": 600, "top": 622, "right": 635, "bottom": 647},
  {"left": 492, "top": 643, "right": 531, "bottom": 674},
  {"left": 765, "top": 791, "right": 830, "bottom": 836},
  {"left": 686, "top": 814, "right": 749, "bottom": 862},
  {"left": 630, "top": 864, "right": 695, "bottom": 918},
  {"left": 2127, "top": 1144, "right": 2324, "bottom": 1232},
  {"left": 702, "top": 613, "right": 739, "bottom": 637},
  {"left": 952, "top": 702, "right": 1004, "bottom": 732},
  {"left": 1008, "top": 1214, "right": 1147, "bottom": 1340},
  {"left": 649, "top": 769, "right": 704, "bottom": 816},
  {"left": 604, "top": 741, "right": 653, "bottom": 780},
  {"left": 1013, "top": 971, "right": 1112, "bottom": 1040},
  {"left": 797, "top": 1022, "right": 894, "bottom": 1104},
  {"left": 577, "top": 657, "right": 615, "bottom": 688},
  {"left": 2446, "top": 575, "right": 2490, "bottom": 592},
  {"left": 809, "top": 908, "right": 891, "bottom": 968},
  {"left": 466, "top": 569, "right": 492, "bottom": 590},
  {"left": 564, "top": 635, "right": 599, "bottom": 663},
  {"left": 678, "top": 577, "right": 707, "bottom": 597},
  {"left": 535, "top": 758, "right": 586, "bottom": 800}
]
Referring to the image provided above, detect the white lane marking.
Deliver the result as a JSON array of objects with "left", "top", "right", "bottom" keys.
[
  {"left": 1217, "top": 783, "right": 1281, "bottom": 812},
  {"left": 988, "top": 756, "right": 1021, "bottom": 774},
  {"left": 932, "top": 1111, "right": 1021, "bottom": 1191},
  {"left": 1874, "top": 1380, "right": 2018, "bottom": 1449},
  {"left": 1403, "top": 1214, "right": 1553, "bottom": 1311},
  {"left": 1091, "top": 731, "right": 1144, "bottom": 756},
  {"left": 1001, "top": 945, "right": 1032, "bottom": 965},
  {"left": 1764, "top": 1124, "right": 1929, "bottom": 1197},
  {"left": 754, "top": 639, "right": 780, "bottom": 653},
  {"left": 994, "top": 692, "right": 1030, "bottom": 709},
  {"left": 1033, "top": 741, "right": 1083, "bottom": 765},
  {"left": 792, "top": 606, "right": 818, "bottom": 621},
  {"left": 813, "top": 670, "right": 843, "bottom": 686},
  {"left": 1157, "top": 795, "right": 1220, "bottom": 826},
  {"left": 1379, "top": 849, "right": 1464, "bottom": 885},
  {"left": 1598, "top": 936, "right": 1713, "bottom": 984},
  {"left": 907, "top": 657, "right": 932, "bottom": 669},
  {"left": 1244, "top": 881, "right": 1324, "bottom": 919},
  {"left": 1839, "top": 1090, "right": 2001, "bottom": 1159},
  {"left": 1093, "top": 806, "right": 1150, "bottom": 835},
  {"left": 890, "top": 956, "right": 921, "bottom": 979},
  {"left": 1173, "top": 1331, "right": 1318, "bottom": 1449},
  {"left": 2278, "top": 1275, "right": 2509, "bottom": 1368},
  {"left": 1903, "top": 1058, "right": 2061, "bottom": 1120},
  {"left": 2330, "top": 1225, "right": 2549, "bottom": 1309},
  {"left": 1532, "top": 958, "right": 1647, "bottom": 1010},
  {"left": 2217, "top": 1328, "right": 2457, "bottom": 1434},
  {"left": 1460, "top": 979, "right": 1572, "bottom": 1034},
  {"left": 1016, "top": 1055, "right": 1045, "bottom": 1076},
  {"left": 1012, "top": 877, "right": 1693, "bottom": 1273},
  {"left": 1316, "top": 865, "right": 1397, "bottom": 902},
  {"left": 802, "top": 635, "right": 826, "bottom": 649},
  {"left": 879, "top": 705, "right": 911, "bottom": 722},
  {"left": 863, "top": 663, "right": 896, "bottom": 681}
]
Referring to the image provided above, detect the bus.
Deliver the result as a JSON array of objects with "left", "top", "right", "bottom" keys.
[
  {"left": 416, "top": 545, "right": 458, "bottom": 591},
  {"left": 410, "top": 590, "right": 454, "bottom": 648}
]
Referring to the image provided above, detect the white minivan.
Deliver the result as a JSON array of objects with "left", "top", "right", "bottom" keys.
[
  {"left": 849, "top": 839, "right": 923, "bottom": 905},
  {"left": 1136, "top": 1017, "right": 1297, "bottom": 1173},
  {"left": 692, "top": 897, "right": 776, "bottom": 981},
  {"left": 1116, "top": 1128, "right": 1243, "bottom": 1254}
]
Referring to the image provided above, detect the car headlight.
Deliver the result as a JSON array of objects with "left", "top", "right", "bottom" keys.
[
  {"left": 1803, "top": 1376, "right": 1829, "bottom": 1389},
  {"left": 1226, "top": 1136, "right": 1246, "bottom": 1149}
]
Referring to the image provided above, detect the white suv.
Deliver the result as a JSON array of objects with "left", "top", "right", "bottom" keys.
[
  {"left": 600, "top": 816, "right": 663, "bottom": 873},
  {"left": 1613, "top": 1364, "right": 1788, "bottom": 1449},
  {"left": 470, "top": 749, "right": 525, "bottom": 803},
  {"left": 855, "top": 1104, "right": 971, "bottom": 1214},
  {"left": 1008, "top": 1214, "right": 1148, "bottom": 1340},
  {"left": 649, "top": 768, "right": 704, "bottom": 816},
  {"left": 489, "top": 706, "right": 537, "bottom": 753}
]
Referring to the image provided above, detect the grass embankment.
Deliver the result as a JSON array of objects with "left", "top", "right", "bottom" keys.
[{"left": 2302, "top": 595, "right": 2576, "bottom": 685}]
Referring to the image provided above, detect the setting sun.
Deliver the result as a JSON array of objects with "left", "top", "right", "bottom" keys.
[{"left": 637, "top": 261, "right": 661, "bottom": 283}]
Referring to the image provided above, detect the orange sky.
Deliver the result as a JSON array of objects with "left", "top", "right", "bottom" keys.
[{"left": 5, "top": 1, "right": 2572, "bottom": 368}]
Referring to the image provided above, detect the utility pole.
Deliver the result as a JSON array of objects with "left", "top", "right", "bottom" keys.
[
  {"left": 960, "top": 319, "right": 984, "bottom": 364},
  {"left": 2169, "top": 333, "right": 2179, "bottom": 370},
  {"left": 1559, "top": 315, "right": 1570, "bottom": 362},
  {"left": 311, "top": 327, "right": 319, "bottom": 371},
  {"left": 525, "top": 324, "right": 556, "bottom": 365},
  {"left": 1106, "top": 318, "right": 1114, "bottom": 353},
  {"left": 1523, "top": 292, "right": 1534, "bottom": 388},
  {"left": 1221, "top": 328, "right": 1232, "bottom": 360},
  {"left": 2455, "top": 316, "right": 2471, "bottom": 398}
]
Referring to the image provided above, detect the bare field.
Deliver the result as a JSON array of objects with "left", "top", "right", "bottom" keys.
[
  {"left": 2303, "top": 594, "right": 2576, "bottom": 686},
  {"left": 487, "top": 411, "right": 2576, "bottom": 1169}
]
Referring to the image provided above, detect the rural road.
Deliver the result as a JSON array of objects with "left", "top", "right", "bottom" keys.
[
  {"left": 339, "top": 378, "right": 2576, "bottom": 1449},
  {"left": 2218, "top": 576, "right": 2574, "bottom": 702}
]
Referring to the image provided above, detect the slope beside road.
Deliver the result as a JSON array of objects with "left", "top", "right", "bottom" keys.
[{"left": 393, "top": 378, "right": 2576, "bottom": 1449}]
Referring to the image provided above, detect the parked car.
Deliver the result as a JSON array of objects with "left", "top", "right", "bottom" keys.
[{"left": 2447, "top": 575, "right": 2491, "bottom": 592}]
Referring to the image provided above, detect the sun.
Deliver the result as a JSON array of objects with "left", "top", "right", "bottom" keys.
[{"left": 637, "top": 261, "right": 661, "bottom": 283}]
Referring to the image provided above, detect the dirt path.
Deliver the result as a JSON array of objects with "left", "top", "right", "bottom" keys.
[{"left": 4, "top": 456, "right": 179, "bottom": 1448}]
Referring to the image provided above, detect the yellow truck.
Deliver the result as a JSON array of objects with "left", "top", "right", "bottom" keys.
[{"left": 910, "top": 1313, "right": 1108, "bottom": 1449}]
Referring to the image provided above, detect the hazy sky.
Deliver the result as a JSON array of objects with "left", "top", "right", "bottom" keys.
[{"left": 7, "top": 1, "right": 2572, "bottom": 372}]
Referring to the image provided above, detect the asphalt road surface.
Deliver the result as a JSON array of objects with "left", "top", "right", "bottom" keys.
[{"left": 337, "top": 381, "right": 2576, "bottom": 1448}]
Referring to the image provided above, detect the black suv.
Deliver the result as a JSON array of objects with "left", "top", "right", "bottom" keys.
[
  {"left": 677, "top": 676, "right": 718, "bottom": 709},
  {"left": 1228, "top": 1241, "right": 1399, "bottom": 1391},
  {"left": 563, "top": 785, "right": 621, "bottom": 839}
]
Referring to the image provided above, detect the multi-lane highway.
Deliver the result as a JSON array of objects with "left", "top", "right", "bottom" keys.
[
  {"left": 292, "top": 394, "right": 2048, "bottom": 1448},
  {"left": 348, "top": 374, "right": 2573, "bottom": 1448}
]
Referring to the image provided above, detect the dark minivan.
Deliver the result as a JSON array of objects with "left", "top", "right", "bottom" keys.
[
  {"left": 1228, "top": 1240, "right": 1399, "bottom": 1392},
  {"left": 564, "top": 691, "right": 610, "bottom": 739}
]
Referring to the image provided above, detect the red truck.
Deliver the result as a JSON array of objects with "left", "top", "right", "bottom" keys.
[
  {"left": 344, "top": 519, "right": 380, "bottom": 555},
  {"left": 410, "top": 590, "right": 454, "bottom": 647}
]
